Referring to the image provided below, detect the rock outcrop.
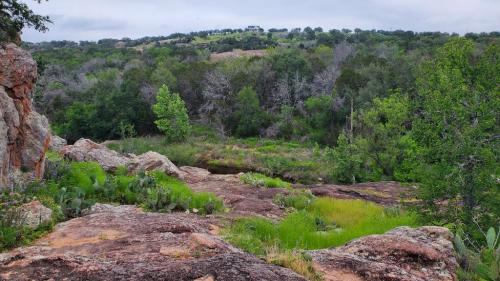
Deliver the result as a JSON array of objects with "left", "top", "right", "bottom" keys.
[
  {"left": 60, "top": 139, "right": 186, "bottom": 177},
  {"left": 17, "top": 200, "right": 53, "bottom": 229},
  {"left": 0, "top": 43, "right": 51, "bottom": 188},
  {"left": 59, "top": 138, "right": 130, "bottom": 171},
  {"left": 309, "top": 226, "right": 457, "bottom": 281},
  {"left": 48, "top": 135, "right": 67, "bottom": 152},
  {"left": 0, "top": 204, "right": 306, "bottom": 281}
]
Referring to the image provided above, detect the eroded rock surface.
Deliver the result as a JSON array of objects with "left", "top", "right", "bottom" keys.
[
  {"left": 49, "top": 135, "right": 67, "bottom": 152},
  {"left": 309, "top": 226, "right": 457, "bottom": 281},
  {"left": 183, "top": 169, "right": 287, "bottom": 219},
  {"left": 16, "top": 200, "right": 53, "bottom": 229},
  {"left": 0, "top": 43, "right": 51, "bottom": 188},
  {"left": 310, "top": 181, "right": 416, "bottom": 205},
  {"left": 0, "top": 204, "right": 306, "bottom": 281}
]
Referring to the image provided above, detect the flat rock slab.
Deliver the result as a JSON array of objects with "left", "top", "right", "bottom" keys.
[
  {"left": 184, "top": 171, "right": 288, "bottom": 219},
  {"left": 0, "top": 204, "right": 306, "bottom": 281},
  {"left": 309, "top": 181, "right": 416, "bottom": 205}
]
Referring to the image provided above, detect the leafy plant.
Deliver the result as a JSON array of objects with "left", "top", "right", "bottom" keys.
[{"left": 454, "top": 227, "right": 500, "bottom": 281}]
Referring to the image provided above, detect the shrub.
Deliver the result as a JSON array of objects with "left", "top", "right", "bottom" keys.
[
  {"left": 273, "top": 190, "right": 315, "bottom": 210},
  {"left": 240, "top": 172, "right": 291, "bottom": 189}
]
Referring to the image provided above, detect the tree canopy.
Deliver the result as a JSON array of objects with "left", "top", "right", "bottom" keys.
[{"left": 0, "top": 0, "right": 51, "bottom": 43}]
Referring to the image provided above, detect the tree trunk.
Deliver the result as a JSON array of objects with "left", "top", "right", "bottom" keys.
[{"left": 349, "top": 97, "right": 354, "bottom": 143}]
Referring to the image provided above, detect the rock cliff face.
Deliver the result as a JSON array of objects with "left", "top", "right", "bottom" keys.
[{"left": 0, "top": 43, "right": 51, "bottom": 188}]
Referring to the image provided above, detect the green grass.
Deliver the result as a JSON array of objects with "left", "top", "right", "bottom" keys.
[
  {"left": 226, "top": 198, "right": 418, "bottom": 255},
  {"left": 240, "top": 172, "right": 291, "bottom": 189},
  {"left": 108, "top": 127, "right": 332, "bottom": 184}
]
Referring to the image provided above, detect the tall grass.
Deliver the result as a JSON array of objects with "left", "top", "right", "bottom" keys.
[{"left": 226, "top": 198, "right": 418, "bottom": 255}]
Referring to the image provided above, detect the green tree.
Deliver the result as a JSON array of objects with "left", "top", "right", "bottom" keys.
[
  {"left": 153, "top": 85, "right": 191, "bottom": 142},
  {"left": 355, "top": 93, "right": 419, "bottom": 181},
  {"left": 231, "top": 86, "right": 268, "bottom": 137},
  {"left": 0, "top": 0, "right": 51, "bottom": 43},
  {"left": 413, "top": 38, "right": 499, "bottom": 238}
]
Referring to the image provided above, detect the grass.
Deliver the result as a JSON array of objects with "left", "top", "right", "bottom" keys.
[
  {"left": 225, "top": 198, "right": 418, "bottom": 255},
  {"left": 1, "top": 155, "right": 224, "bottom": 252},
  {"left": 240, "top": 172, "right": 291, "bottom": 189},
  {"left": 108, "top": 126, "right": 332, "bottom": 184}
]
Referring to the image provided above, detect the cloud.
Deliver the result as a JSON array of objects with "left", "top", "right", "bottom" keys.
[{"left": 21, "top": 0, "right": 500, "bottom": 42}]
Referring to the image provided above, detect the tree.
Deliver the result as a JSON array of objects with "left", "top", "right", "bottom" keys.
[
  {"left": 153, "top": 85, "right": 191, "bottom": 142},
  {"left": 355, "top": 93, "right": 419, "bottom": 181},
  {"left": 413, "top": 38, "right": 499, "bottom": 239},
  {"left": 231, "top": 86, "right": 268, "bottom": 137},
  {"left": 0, "top": 0, "right": 51, "bottom": 43}
]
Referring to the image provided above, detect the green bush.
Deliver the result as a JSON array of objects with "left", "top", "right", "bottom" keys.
[{"left": 240, "top": 172, "right": 291, "bottom": 189}]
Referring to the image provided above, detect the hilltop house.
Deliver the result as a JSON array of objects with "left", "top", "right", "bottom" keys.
[{"left": 245, "top": 25, "right": 263, "bottom": 33}]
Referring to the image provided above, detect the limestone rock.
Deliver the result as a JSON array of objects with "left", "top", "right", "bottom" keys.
[
  {"left": 0, "top": 204, "right": 306, "bottom": 281},
  {"left": 49, "top": 135, "right": 67, "bottom": 152},
  {"left": 0, "top": 43, "right": 51, "bottom": 188},
  {"left": 17, "top": 200, "right": 53, "bottom": 229},
  {"left": 309, "top": 226, "right": 458, "bottom": 281}
]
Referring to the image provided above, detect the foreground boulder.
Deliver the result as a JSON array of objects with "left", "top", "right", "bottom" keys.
[
  {"left": 309, "top": 226, "right": 457, "bottom": 281},
  {"left": 0, "top": 43, "right": 51, "bottom": 188},
  {"left": 0, "top": 204, "right": 306, "bottom": 281}
]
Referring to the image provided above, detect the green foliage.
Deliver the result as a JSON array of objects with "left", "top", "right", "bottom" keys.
[
  {"left": 231, "top": 86, "right": 269, "bottom": 137},
  {"left": 226, "top": 198, "right": 417, "bottom": 255},
  {"left": 240, "top": 172, "right": 291, "bottom": 189},
  {"left": 454, "top": 227, "right": 500, "bottom": 281},
  {"left": 326, "top": 133, "right": 364, "bottom": 183},
  {"left": 413, "top": 38, "right": 499, "bottom": 236},
  {"left": 153, "top": 85, "right": 191, "bottom": 142},
  {"left": 273, "top": 190, "right": 316, "bottom": 210}
]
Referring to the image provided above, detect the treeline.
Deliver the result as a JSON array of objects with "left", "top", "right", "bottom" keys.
[{"left": 32, "top": 29, "right": 497, "bottom": 144}]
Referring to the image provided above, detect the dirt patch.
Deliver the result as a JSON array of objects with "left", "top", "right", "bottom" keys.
[{"left": 209, "top": 49, "right": 267, "bottom": 62}]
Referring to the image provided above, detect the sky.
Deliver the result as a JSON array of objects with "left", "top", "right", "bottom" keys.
[{"left": 22, "top": 0, "right": 500, "bottom": 42}]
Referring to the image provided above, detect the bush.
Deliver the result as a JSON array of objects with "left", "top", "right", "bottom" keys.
[{"left": 240, "top": 172, "right": 291, "bottom": 188}]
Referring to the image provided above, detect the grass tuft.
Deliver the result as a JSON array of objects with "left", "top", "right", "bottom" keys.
[{"left": 240, "top": 172, "right": 291, "bottom": 189}]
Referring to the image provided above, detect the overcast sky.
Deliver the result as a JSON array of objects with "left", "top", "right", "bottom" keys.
[{"left": 22, "top": 0, "right": 500, "bottom": 42}]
